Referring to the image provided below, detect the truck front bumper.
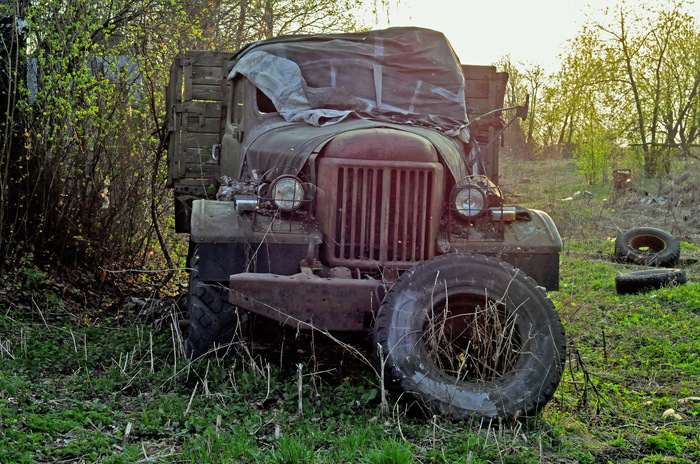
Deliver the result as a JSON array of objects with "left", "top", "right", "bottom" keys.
[{"left": 229, "top": 272, "right": 383, "bottom": 331}]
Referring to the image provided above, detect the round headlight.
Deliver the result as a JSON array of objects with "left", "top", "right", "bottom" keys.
[
  {"left": 270, "top": 175, "right": 305, "bottom": 211},
  {"left": 454, "top": 186, "right": 486, "bottom": 218}
]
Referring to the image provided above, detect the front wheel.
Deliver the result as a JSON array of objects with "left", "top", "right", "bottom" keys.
[
  {"left": 186, "top": 246, "right": 247, "bottom": 359},
  {"left": 374, "top": 254, "right": 566, "bottom": 421}
]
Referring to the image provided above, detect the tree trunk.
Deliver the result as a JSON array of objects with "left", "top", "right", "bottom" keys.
[
  {"left": 264, "top": 0, "right": 273, "bottom": 39},
  {"left": 235, "top": 0, "right": 248, "bottom": 50},
  {"left": 618, "top": 13, "right": 652, "bottom": 176}
]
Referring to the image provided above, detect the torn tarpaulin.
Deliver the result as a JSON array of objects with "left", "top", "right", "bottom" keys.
[{"left": 228, "top": 27, "right": 469, "bottom": 134}]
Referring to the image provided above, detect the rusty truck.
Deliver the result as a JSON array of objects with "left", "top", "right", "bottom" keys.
[{"left": 166, "top": 27, "right": 566, "bottom": 421}]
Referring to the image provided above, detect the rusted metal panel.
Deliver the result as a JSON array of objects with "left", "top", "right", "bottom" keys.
[{"left": 229, "top": 272, "right": 383, "bottom": 331}]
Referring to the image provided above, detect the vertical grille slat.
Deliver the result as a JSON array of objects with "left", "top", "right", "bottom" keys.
[
  {"left": 379, "top": 170, "right": 391, "bottom": 262},
  {"left": 390, "top": 170, "right": 399, "bottom": 261},
  {"left": 401, "top": 171, "right": 411, "bottom": 261},
  {"left": 418, "top": 171, "right": 429, "bottom": 259},
  {"left": 368, "top": 169, "right": 379, "bottom": 261},
  {"left": 338, "top": 168, "right": 349, "bottom": 258},
  {"left": 359, "top": 169, "right": 370, "bottom": 260},
  {"left": 409, "top": 171, "right": 419, "bottom": 261},
  {"left": 320, "top": 159, "right": 442, "bottom": 270},
  {"left": 349, "top": 168, "right": 360, "bottom": 259}
]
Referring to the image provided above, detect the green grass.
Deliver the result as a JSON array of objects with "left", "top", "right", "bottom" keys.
[
  {"left": 1, "top": 157, "right": 700, "bottom": 463},
  {"left": 0, "top": 307, "right": 594, "bottom": 463}
]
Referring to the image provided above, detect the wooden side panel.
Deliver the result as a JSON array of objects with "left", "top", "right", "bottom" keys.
[
  {"left": 464, "top": 79, "right": 490, "bottom": 110},
  {"left": 167, "top": 51, "right": 232, "bottom": 188},
  {"left": 463, "top": 65, "right": 508, "bottom": 117},
  {"left": 167, "top": 51, "right": 233, "bottom": 232},
  {"left": 462, "top": 65, "right": 509, "bottom": 183}
]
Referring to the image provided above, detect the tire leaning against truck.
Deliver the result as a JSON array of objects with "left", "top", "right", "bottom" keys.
[{"left": 374, "top": 253, "right": 567, "bottom": 421}]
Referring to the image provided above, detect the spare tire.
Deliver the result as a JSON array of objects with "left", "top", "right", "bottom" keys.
[
  {"left": 614, "top": 227, "right": 680, "bottom": 267},
  {"left": 374, "top": 254, "right": 566, "bottom": 421},
  {"left": 615, "top": 269, "right": 687, "bottom": 294}
]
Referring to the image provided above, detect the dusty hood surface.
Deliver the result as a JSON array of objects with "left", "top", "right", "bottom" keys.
[{"left": 245, "top": 119, "right": 469, "bottom": 181}]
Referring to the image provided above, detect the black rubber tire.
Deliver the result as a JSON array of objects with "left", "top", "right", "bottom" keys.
[
  {"left": 374, "top": 254, "right": 566, "bottom": 421},
  {"left": 614, "top": 227, "right": 680, "bottom": 267},
  {"left": 186, "top": 246, "right": 247, "bottom": 359},
  {"left": 615, "top": 269, "right": 687, "bottom": 295}
]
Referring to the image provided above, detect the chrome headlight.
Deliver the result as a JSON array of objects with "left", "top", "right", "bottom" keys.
[
  {"left": 270, "top": 175, "right": 305, "bottom": 211},
  {"left": 453, "top": 186, "right": 487, "bottom": 219}
]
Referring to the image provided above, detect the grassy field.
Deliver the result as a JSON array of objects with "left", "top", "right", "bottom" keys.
[{"left": 1, "top": 157, "right": 699, "bottom": 463}]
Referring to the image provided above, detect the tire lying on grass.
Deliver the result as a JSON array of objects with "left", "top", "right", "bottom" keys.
[
  {"left": 615, "top": 269, "right": 687, "bottom": 295},
  {"left": 614, "top": 227, "right": 680, "bottom": 267},
  {"left": 186, "top": 246, "right": 247, "bottom": 359},
  {"left": 374, "top": 254, "right": 567, "bottom": 421}
]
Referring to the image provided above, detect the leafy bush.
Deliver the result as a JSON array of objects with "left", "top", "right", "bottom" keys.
[{"left": 574, "top": 131, "right": 614, "bottom": 185}]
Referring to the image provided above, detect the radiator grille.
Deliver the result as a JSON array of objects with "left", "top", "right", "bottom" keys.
[{"left": 318, "top": 160, "right": 443, "bottom": 269}]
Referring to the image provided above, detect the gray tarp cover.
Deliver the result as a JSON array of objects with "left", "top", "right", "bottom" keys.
[{"left": 228, "top": 27, "right": 474, "bottom": 180}]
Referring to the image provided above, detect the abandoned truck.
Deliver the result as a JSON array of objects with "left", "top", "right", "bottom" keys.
[{"left": 166, "top": 27, "right": 566, "bottom": 421}]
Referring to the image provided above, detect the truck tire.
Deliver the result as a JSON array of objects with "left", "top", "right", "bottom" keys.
[
  {"left": 615, "top": 269, "right": 687, "bottom": 295},
  {"left": 614, "top": 228, "right": 680, "bottom": 267},
  {"left": 374, "top": 254, "right": 566, "bottom": 421},
  {"left": 186, "top": 247, "right": 246, "bottom": 359}
]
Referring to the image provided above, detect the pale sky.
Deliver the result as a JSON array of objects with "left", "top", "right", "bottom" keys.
[{"left": 374, "top": 0, "right": 699, "bottom": 72}]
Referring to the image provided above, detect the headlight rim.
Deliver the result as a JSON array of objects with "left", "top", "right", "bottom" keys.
[
  {"left": 452, "top": 185, "right": 488, "bottom": 219},
  {"left": 269, "top": 174, "right": 306, "bottom": 211}
]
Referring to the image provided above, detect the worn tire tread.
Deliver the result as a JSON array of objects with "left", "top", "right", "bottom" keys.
[
  {"left": 374, "top": 254, "right": 566, "bottom": 421},
  {"left": 186, "top": 247, "right": 246, "bottom": 359},
  {"left": 615, "top": 268, "right": 687, "bottom": 294}
]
